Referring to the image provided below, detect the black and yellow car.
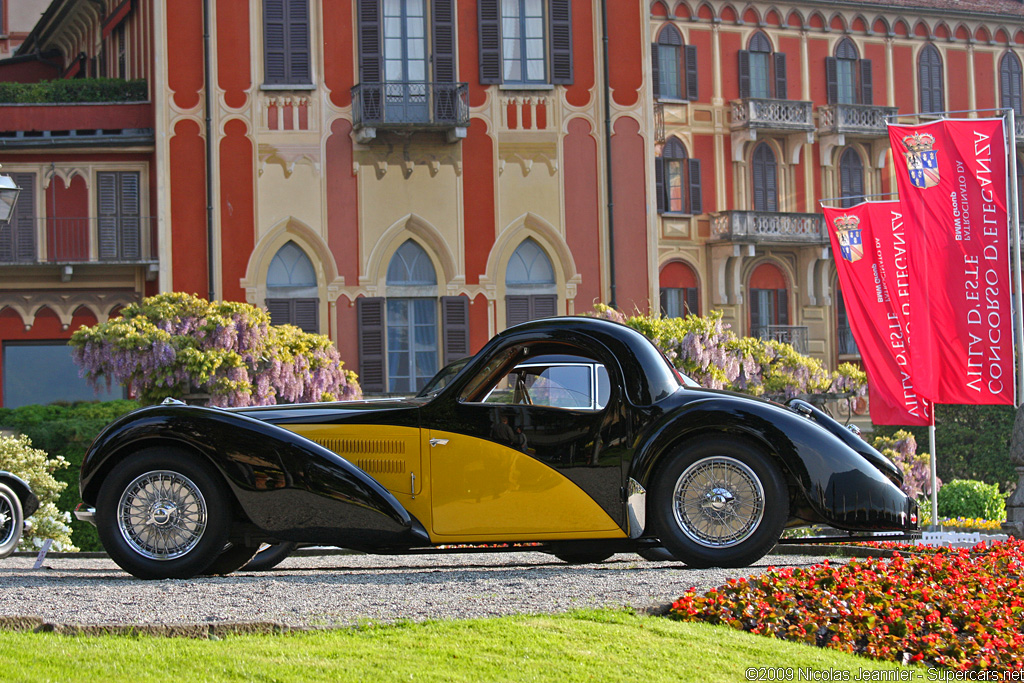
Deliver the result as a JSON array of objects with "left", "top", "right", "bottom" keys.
[{"left": 76, "top": 317, "right": 918, "bottom": 579}]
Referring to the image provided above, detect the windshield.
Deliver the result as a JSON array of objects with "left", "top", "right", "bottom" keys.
[{"left": 416, "top": 357, "right": 471, "bottom": 397}]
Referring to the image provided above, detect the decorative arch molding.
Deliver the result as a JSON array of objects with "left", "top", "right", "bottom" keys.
[
  {"left": 41, "top": 167, "right": 90, "bottom": 190},
  {"left": 481, "top": 213, "right": 581, "bottom": 302},
  {"left": 362, "top": 214, "right": 458, "bottom": 293},
  {"left": 850, "top": 14, "right": 869, "bottom": 34},
  {"left": 241, "top": 217, "right": 343, "bottom": 305},
  {"left": 743, "top": 255, "right": 796, "bottom": 299},
  {"left": 785, "top": 9, "right": 805, "bottom": 30},
  {"left": 827, "top": 12, "right": 847, "bottom": 33},
  {"left": 0, "top": 292, "right": 138, "bottom": 331}
]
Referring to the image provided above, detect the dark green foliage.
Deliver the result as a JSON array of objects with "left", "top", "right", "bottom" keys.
[
  {"left": 936, "top": 479, "right": 1006, "bottom": 521},
  {"left": 873, "top": 404, "right": 1016, "bottom": 491},
  {"left": 0, "top": 79, "right": 147, "bottom": 104},
  {"left": 0, "top": 400, "right": 139, "bottom": 550}
]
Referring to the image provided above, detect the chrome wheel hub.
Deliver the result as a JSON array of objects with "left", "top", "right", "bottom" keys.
[
  {"left": 0, "top": 499, "right": 14, "bottom": 546},
  {"left": 673, "top": 456, "right": 765, "bottom": 548},
  {"left": 117, "top": 470, "right": 207, "bottom": 561}
]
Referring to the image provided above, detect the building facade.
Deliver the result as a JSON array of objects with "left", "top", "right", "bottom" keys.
[{"left": 2, "top": 0, "right": 1024, "bottom": 407}]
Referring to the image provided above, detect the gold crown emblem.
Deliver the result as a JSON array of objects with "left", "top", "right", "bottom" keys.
[
  {"left": 833, "top": 214, "right": 860, "bottom": 231},
  {"left": 902, "top": 132, "right": 935, "bottom": 153}
]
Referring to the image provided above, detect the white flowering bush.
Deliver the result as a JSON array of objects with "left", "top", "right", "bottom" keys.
[
  {"left": 69, "top": 292, "right": 362, "bottom": 407},
  {"left": 0, "top": 434, "right": 77, "bottom": 551}
]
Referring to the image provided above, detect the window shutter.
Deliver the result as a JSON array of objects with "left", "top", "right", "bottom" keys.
[
  {"left": 266, "top": 299, "right": 292, "bottom": 326},
  {"left": 293, "top": 298, "right": 319, "bottom": 333},
  {"left": 1013, "top": 63, "right": 1023, "bottom": 115},
  {"left": 358, "top": 0, "right": 381, "bottom": 83},
  {"left": 12, "top": 172, "right": 35, "bottom": 262},
  {"left": 1001, "top": 58, "right": 1013, "bottom": 111},
  {"left": 749, "top": 291, "right": 761, "bottom": 333},
  {"left": 263, "top": 0, "right": 287, "bottom": 84},
  {"left": 659, "top": 289, "right": 668, "bottom": 317},
  {"left": 687, "top": 158, "right": 702, "bottom": 215},
  {"left": 357, "top": 297, "right": 386, "bottom": 393},
  {"left": 532, "top": 294, "right": 557, "bottom": 319},
  {"left": 684, "top": 44, "right": 698, "bottom": 100},
  {"left": 432, "top": 0, "right": 456, "bottom": 83},
  {"left": 859, "top": 59, "right": 873, "bottom": 105},
  {"left": 478, "top": 0, "right": 501, "bottom": 84},
  {"left": 825, "top": 56, "right": 838, "bottom": 105},
  {"left": 738, "top": 50, "right": 750, "bottom": 98},
  {"left": 506, "top": 295, "right": 530, "bottom": 327},
  {"left": 655, "top": 157, "right": 666, "bottom": 213},
  {"left": 549, "top": 0, "right": 573, "bottom": 84},
  {"left": 651, "top": 43, "right": 660, "bottom": 99},
  {"left": 97, "top": 172, "right": 118, "bottom": 259},
  {"left": 777, "top": 290, "right": 789, "bottom": 325},
  {"left": 441, "top": 295, "right": 470, "bottom": 365},
  {"left": 685, "top": 287, "right": 699, "bottom": 316},
  {"left": 766, "top": 153, "right": 778, "bottom": 212},
  {"left": 287, "top": 0, "right": 311, "bottom": 84},
  {"left": 773, "top": 52, "right": 787, "bottom": 99},
  {"left": 118, "top": 171, "right": 141, "bottom": 259}
]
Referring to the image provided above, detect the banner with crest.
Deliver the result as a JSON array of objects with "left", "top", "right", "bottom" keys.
[
  {"left": 823, "top": 201, "right": 933, "bottom": 425},
  {"left": 887, "top": 118, "right": 1013, "bottom": 405}
]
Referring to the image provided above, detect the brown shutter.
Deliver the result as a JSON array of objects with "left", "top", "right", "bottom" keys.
[
  {"left": 532, "top": 294, "right": 557, "bottom": 318},
  {"left": 773, "top": 52, "right": 787, "bottom": 99},
  {"left": 506, "top": 295, "right": 530, "bottom": 327},
  {"left": 549, "top": 0, "right": 573, "bottom": 84},
  {"left": 686, "top": 287, "right": 700, "bottom": 316},
  {"left": 826, "top": 56, "right": 838, "bottom": 105},
  {"left": 659, "top": 289, "right": 668, "bottom": 317},
  {"left": 357, "top": 297, "right": 386, "bottom": 394},
  {"left": 655, "top": 156, "right": 666, "bottom": 213},
  {"left": 738, "top": 50, "right": 750, "bottom": 98},
  {"left": 358, "top": 0, "right": 381, "bottom": 83},
  {"left": 684, "top": 44, "right": 698, "bottom": 100},
  {"left": 749, "top": 291, "right": 761, "bottom": 333},
  {"left": 97, "top": 172, "right": 118, "bottom": 259},
  {"left": 287, "top": 0, "right": 311, "bottom": 84},
  {"left": 263, "top": 0, "right": 287, "bottom": 84},
  {"left": 651, "top": 43, "right": 660, "bottom": 99},
  {"left": 478, "top": 0, "right": 501, "bottom": 84},
  {"left": 1002, "top": 56, "right": 1015, "bottom": 111},
  {"left": 293, "top": 298, "right": 319, "bottom": 333},
  {"left": 119, "top": 171, "right": 140, "bottom": 260},
  {"left": 777, "top": 290, "right": 789, "bottom": 326},
  {"left": 859, "top": 59, "right": 873, "bottom": 105},
  {"left": 432, "top": 0, "right": 456, "bottom": 83},
  {"left": 441, "top": 295, "right": 470, "bottom": 365},
  {"left": 687, "top": 158, "right": 702, "bottom": 215},
  {"left": 266, "top": 298, "right": 292, "bottom": 326}
]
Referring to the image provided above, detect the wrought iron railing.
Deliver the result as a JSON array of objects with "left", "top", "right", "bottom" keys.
[
  {"left": 352, "top": 82, "right": 470, "bottom": 129},
  {"left": 753, "top": 325, "right": 809, "bottom": 354},
  {"left": 711, "top": 211, "right": 827, "bottom": 244},
  {"left": 731, "top": 98, "right": 814, "bottom": 132},
  {"left": 818, "top": 103, "right": 899, "bottom": 137},
  {"left": 0, "top": 216, "right": 156, "bottom": 264},
  {"left": 653, "top": 102, "right": 665, "bottom": 144}
]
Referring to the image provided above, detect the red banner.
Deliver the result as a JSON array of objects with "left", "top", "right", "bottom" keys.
[
  {"left": 824, "top": 202, "right": 933, "bottom": 425},
  {"left": 888, "top": 118, "right": 1014, "bottom": 405}
]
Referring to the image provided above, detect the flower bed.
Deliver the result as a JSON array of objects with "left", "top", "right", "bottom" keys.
[{"left": 668, "top": 540, "right": 1024, "bottom": 669}]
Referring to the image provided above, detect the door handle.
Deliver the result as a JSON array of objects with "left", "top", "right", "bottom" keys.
[{"left": 429, "top": 438, "right": 449, "bottom": 447}]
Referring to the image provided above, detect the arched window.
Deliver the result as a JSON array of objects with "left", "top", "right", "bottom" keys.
[
  {"left": 659, "top": 261, "right": 700, "bottom": 318},
  {"left": 506, "top": 238, "right": 557, "bottom": 327},
  {"left": 385, "top": 240, "right": 438, "bottom": 393},
  {"left": 751, "top": 143, "right": 778, "bottom": 212},
  {"left": 1000, "top": 52, "right": 1023, "bottom": 116},
  {"left": 749, "top": 262, "right": 789, "bottom": 338},
  {"left": 826, "top": 38, "right": 872, "bottom": 105},
  {"left": 652, "top": 24, "right": 697, "bottom": 101},
  {"left": 655, "top": 137, "right": 702, "bottom": 214},
  {"left": 839, "top": 148, "right": 865, "bottom": 208},
  {"left": 266, "top": 241, "right": 319, "bottom": 333},
  {"left": 739, "top": 31, "right": 786, "bottom": 100},
  {"left": 919, "top": 44, "right": 944, "bottom": 114}
]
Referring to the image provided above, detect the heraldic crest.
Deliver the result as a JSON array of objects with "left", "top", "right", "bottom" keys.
[
  {"left": 902, "top": 131, "right": 940, "bottom": 189},
  {"left": 833, "top": 214, "right": 863, "bottom": 263}
]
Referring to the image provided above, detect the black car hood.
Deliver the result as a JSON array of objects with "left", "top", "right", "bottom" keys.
[{"left": 230, "top": 397, "right": 425, "bottom": 425}]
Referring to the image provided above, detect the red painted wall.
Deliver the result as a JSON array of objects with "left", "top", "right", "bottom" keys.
[
  {"left": 323, "top": 0, "right": 354, "bottom": 108},
  {"left": 893, "top": 45, "right": 916, "bottom": 113},
  {"left": 218, "top": 119, "right": 255, "bottom": 302},
  {"left": 1, "top": 103, "right": 153, "bottom": 133},
  {"left": 327, "top": 119, "right": 359, "bottom": 286},
  {"left": 336, "top": 295, "right": 358, "bottom": 373},
  {"left": 169, "top": 119, "right": 208, "bottom": 296},
  {"left": 565, "top": 0, "right": 594, "bottom": 108},
  {"left": 458, "top": 0, "right": 486, "bottom": 108},
  {"left": 167, "top": 0, "right": 203, "bottom": 110},
  {"left": 975, "top": 51, "right": 997, "bottom": 113},
  {"left": 47, "top": 175, "right": 90, "bottom": 261},
  {"left": 719, "top": 31, "right": 742, "bottom": 101},
  {"left": 607, "top": 2, "right": 642, "bottom": 107},
  {"left": 217, "top": 0, "right": 251, "bottom": 110},
  {"left": 0, "top": 60, "right": 59, "bottom": 83},
  {"left": 563, "top": 117, "right": 602, "bottom": 307},
  {"left": 462, "top": 119, "right": 494, "bottom": 285},
  {"left": 469, "top": 293, "right": 489, "bottom": 353},
  {"left": 693, "top": 134, "right": 715, "bottom": 213},
  {"left": 864, "top": 42, "right": 887, "bottom": 106},
  {"left": 807, "top": 37, "right": 830, "bottom": 105},
  {"left": 610, "top": 116, "right": 649, "bottom": 313},
  {"left": 947, "top": 49, "right": 969, "bottom": 113},
  {"left": 690, "top": 28, "right": 713, "bottom": 105}
]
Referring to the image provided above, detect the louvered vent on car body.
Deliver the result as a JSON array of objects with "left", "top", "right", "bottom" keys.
[{"left": 313, "top": 438, "right": 407, "bottom": 475}]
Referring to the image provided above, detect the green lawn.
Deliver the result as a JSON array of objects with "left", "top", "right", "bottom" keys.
[{"left": 0, "top": 610, "right": 911, "bottom": 683}]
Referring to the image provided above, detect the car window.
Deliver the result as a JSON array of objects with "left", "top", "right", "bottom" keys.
[{"left": 479, "top": 361, "right": 609, "bottom": 411}]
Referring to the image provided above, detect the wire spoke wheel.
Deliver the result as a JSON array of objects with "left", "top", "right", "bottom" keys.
[
  {"left": 672, "top": 455, "right": 765, "bottom": 549},
  {"left": 0, "top": 494, "right": 16, "bottom": 548},
  {"left": 117, "top": 470, "right": 208, "bottom": 561}
]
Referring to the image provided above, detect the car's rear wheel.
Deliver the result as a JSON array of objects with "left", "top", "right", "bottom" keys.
[
  {"left": 244, "top": 541, "right": 299, "bottom": 571},
  {"left": 96, "top": 448, "right": 232, "bottom": 580},
  {"left": 202, "top": 543, "right": 259, "bottom": 575},
  {"left": 0, "top": 483, "right": 24, "bottom": 559},
  {"left": 650, "top": 437, "right": 787, "bottom": 569}
]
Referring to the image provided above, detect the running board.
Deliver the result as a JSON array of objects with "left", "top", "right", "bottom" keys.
[{"left": 777, "top": 532, "right": 922, "bottom": 545}]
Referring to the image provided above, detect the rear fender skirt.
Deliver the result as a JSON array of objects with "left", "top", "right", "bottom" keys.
[
  {"left": 629, "top": 399, "right": 915, "bottom": 532},
  {"left": 0, "top": 471, "right": 39, "bottom": 518},
  {"left": 80, "top": 405, "right": 429, "bottom": 547}
]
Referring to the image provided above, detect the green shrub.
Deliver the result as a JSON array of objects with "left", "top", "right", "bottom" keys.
[
  {"left": 0, "top": 79, "right": 147, "bottom": 104},
  {"left": 0, "top": 434, "right": 76, "bottom": 551},
  {"left": 0, "top": 400, "right": 139, "bottom": 551},
  {"left": 936, "top": 479, "right": 1006, "bottom": 521}
]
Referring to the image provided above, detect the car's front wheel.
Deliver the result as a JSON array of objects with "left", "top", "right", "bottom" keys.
[
  {"left": 650, "top": 437, "right": 787, "bottom": 569},
  {"left": 96, "top": 448, "right": 233, "bottom": 580},
  {"left": 0, "top": 482, "right": 24, "bottom": 559}
]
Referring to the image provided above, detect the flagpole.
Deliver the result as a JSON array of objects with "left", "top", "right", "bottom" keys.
[
  {"left": 929, "top": 421, "right": 938, "bottom": 530},
  {"left": 1007, "top": 108, "right": 1024, "bottom": 408}
]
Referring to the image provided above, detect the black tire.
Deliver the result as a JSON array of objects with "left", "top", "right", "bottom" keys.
[
  {"left": 244, "top": 541, "right": 299, "bottom": 571},
  {"left": 552, "top": 551, "right": 614, "bottom": 564},
  {"left": 95, "top": 448, "right": 233, "bottom": 580},
  {"left": 649, "top": 437, "right": 788, "bottom": 569},
  {"left": 637, "top": 546, "right": 677, "bottom": 562},
  {"left": 0, "top": 483, "right": 24, "bottom": 559},
  {"left": 202, "top": 543, "right": 259, "bottom": 576}
]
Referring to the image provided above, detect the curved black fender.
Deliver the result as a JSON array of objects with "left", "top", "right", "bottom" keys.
[
  {"left": 0, "top": 471, "right": 39, "bottom": 518},
  {"left": 629, "top": 395, "right": 915, "bottom": 532},
  {"left": 80, "top": 405, "right": 429, "bottom": 549}
]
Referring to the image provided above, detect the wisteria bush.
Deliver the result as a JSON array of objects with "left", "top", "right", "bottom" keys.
[
  {"left": 0, "top": 434, "right": 76, "bottom": 551},
  {"left": 69, "top": 292, "right": 361, "bottom": 407},
  {"left": 872, "top": 430, "right": 937, "bottom": 499},
  {"left": 590, "top": 304, "right": 866, "bottom": 400}
]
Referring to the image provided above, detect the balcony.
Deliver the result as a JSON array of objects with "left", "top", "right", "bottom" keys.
[
  {"left": 753, "top": 325, "right": 809, "bottom": 355},
  {"left": 731, "top": 98, "right": 814, "bottom": 134},
  {"left": 351, "top": 82, "right": 470, "bottom": 143},
  {"left": 0, "top": 217, "right": 157, "bottom": 266},
  {"left": 710, "top": 211, "right": 827, "bottom": 245},
  {"left": 818, "top": 103, "right": 899, "bottom": 138}
]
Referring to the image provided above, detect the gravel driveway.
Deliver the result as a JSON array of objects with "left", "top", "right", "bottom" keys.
[{"left": 0, "top": 549, "right": 838, "bottom": 630}]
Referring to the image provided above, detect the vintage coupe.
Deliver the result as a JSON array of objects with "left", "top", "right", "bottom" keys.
[{"left": 76, "top": 317, "right": 918, "bottom": 579}]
